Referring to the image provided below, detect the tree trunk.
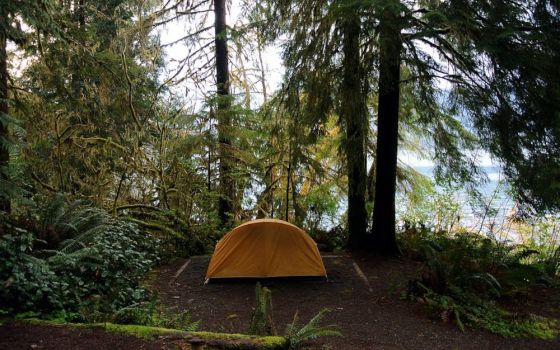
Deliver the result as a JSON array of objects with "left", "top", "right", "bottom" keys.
[
  {"left": 235, "top": 41, "right": 251, "bottom": 110},
  {"left": 256, "top": 164, "right": 276, "bottom": 219},
  {"left": 342, "top": 14, "right": 368, "bottom": 249},
  {"left": 0, "top": 29, "right": 10, "bottom": 213},
  {"left": 284, "top": 142, "right": 292, "bottom": 221},
  {"left": 214, "top": 0, "right": 233, "bottom": 226},
  {"left": 255, "top": 37, "right": 274, "bottom": 219},
  {"left": 257, "top": 41, "right": 268, "bottom": 103},
  {"left": 207, "top": 143, "right": 212, "bottom": 191},
  {"left": 291, "top": 173, "right": 305, "bottom": 227},
  {"left": 371, "top": 3, "right": 401, "bottom": 255}
]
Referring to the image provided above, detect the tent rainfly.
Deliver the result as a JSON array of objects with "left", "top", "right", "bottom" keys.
[{"left": 206, "top": 219, "right": 327, "bottom": 280}]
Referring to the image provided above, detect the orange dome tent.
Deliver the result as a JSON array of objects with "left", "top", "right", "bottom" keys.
[{"left": 206, "top": 219, "right": 326, "bottom": 280}]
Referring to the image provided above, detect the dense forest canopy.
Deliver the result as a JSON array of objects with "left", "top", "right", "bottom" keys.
[{"left": 0, "top": 0, "right": 558, "bottom": 248}]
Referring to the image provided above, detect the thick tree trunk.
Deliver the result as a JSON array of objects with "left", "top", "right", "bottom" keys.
[
  {"left": 214, "top": 0, "right": 234, "bottom": 226},
  {"left": 342, "top": 14, "right": 368, "bottom": 249},
  {"left": 0, "top": 29, "right": 10, "bottom": 213},
  {"left": 371, "top": 4, "right": 401, "bottom": 255}
]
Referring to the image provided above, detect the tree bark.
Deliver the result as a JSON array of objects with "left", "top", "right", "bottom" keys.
[
  {"left": 78, "top": 0, "right": 85, "bottom": 27},
  {"left": 214, "top": 0, "right": 233, "bottom": 226},
  {"left": 0, "top": 28, "right": 10, "bottom": 213},
  {"left": 284, "top": 142, "right": 292, "bottom": 221},
  {"left": 257, "top": 41, "right": 268, "bottom": 103},
  {"left": 371, "top": 3, "right": 401, "bottom": 255},
  {"left": 291, "top": 173, "right": 305, "bottom": 227},
  {"left": 342, "top": 14, "right": 368, "bottom": 249},
  {"left": 255, "top": 37, "right": 274, "bottom": 219}
]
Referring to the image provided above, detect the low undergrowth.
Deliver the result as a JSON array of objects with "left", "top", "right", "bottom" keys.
[
  {"left": 249, "top": 283, "right": 342, "bottom": 349},
  {"left": 0, "top": 194, "right": 216, "bottom": 328},
  {"left": 110, "top": 297, "right": 201, "bottom": 331},
  {"left": 401, "top": 229, "right": 560, "bottom": 338},
  {"left": 0, "top": 215, "right": 159, "bottom": 317},
  {"left": 0, "top": 195, "right": 165, "bottom": 324}
]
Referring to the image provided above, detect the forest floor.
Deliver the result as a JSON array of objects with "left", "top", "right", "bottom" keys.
[
  {"left": 2, "top": 254, "right": 559, "bottom": 349},
  {"left": 153, "top": 254, "right": 560, "bottom": 350},
  {"left": 0, "top": 322, "right": 185, "bottom": 350}
]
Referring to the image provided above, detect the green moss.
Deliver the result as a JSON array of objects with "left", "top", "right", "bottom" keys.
[
  {"left": 480, "top": 315, "right": 559, "bottom": 340},
  {"left": 22, "top": 318, "right": 70, "bottom": 326},
  {"left": 20, "top": 319, "right": 185, "bottom": 339},
  {"left": 192, "top": 331, "right": 285, "bottom": 348},
  {"left": 258, "top": 337, "right": 286, "bottom": 348},
  {"left": 19, "top": 319, "right": 286, "bottom": 348},
  {"left": 100, "top": 323, "right": 187, "bottom": 340}
]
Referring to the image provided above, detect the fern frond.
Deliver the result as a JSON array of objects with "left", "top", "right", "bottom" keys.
[
  {"left": 58, "top": 225, "right": 105, "bottom": 254},
  {"left": 296, "top": 328, "right": 342, "bottom": 340},
  {"left": 184, "top": 319, "right": 201, "bottom": 332},
  {"left": 284, "top": 308, "right": 341, "bottom": 349},
  {"left": 48, "top": 247, "right": 99, "bottom": 264}
]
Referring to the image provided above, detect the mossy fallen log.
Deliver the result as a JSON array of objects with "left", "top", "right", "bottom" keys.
[{"left": 20, "top": 319, "right": 286, "bottom": 349}]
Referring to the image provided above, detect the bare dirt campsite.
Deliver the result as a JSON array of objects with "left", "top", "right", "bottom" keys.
[
  {"left": 152, "top": 255, "right": 560, "bottom": 350},
  {"left": 3, "top": 253, "right": 559, "bottom": 350}
]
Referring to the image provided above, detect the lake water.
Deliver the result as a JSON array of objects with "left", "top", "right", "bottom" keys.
[
  {"left": 406, "top": 165, "right": 519, "bottom": 240},
  {"left": 318, "top": 164, "right": 547, "bottom": 243}
]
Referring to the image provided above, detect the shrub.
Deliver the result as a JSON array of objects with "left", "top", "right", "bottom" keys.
[
  {"left": 0, "top": 222, "right": 60, "bottom": 311},
  {"left": 0, "top": 209, "right": 159, "bottom": 318},
  {"left": 122, "top": 207, "right": 212, "bottom": 261},
  {"left": 48, "top": 219, "right": 159, "bottom": 313},
  {"left": 402, "top": 229, "right": 559, "bottom": 338},
  {"left": 311, "top": 226, "right": 347, "bottom": 252}
]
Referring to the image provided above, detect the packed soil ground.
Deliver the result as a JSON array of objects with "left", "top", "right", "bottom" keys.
[
  {"left": 0, "top": 322, "right": 191, "bottom": 350},
  {"left": 153, "top": 253, "right": 560, "bottom": 350},
  {"left": 2, "top": 253, "right": 559, "bottom": 349}
]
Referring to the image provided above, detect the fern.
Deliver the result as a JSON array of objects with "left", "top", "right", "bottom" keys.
[
  {"left": 403, "top": 229, "right": 560, "bottom": 337},
  {"left": 58, "top": 218, "right": 128, "bottom": 255},
  {"left": 284, "top": 308, "right": 342, "bottom": 349},
  {"left": 47, "top": 247, "right": 99, "bottom": 265},
  {"left": 169, "top": 311, "right": 201, "bottom": 332},
  {"left": 113, "top": 298, "right": 200, "bottom": 332},
  {"left": 35, "top": 194, "right": 110, "bottom": 252}
]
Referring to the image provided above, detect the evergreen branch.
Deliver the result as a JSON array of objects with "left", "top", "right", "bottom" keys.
[{"left": 120, "top": 47, "right": 142, "bottom": 129}]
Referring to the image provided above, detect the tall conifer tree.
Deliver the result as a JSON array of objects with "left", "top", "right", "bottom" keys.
[{"left": 215, "top": 0, "right": 234, "bottom": 226}]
